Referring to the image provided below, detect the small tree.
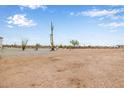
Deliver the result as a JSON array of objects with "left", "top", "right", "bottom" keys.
[
  {"left": 21, "top": 39, "right": 28, "bottom": 51},
  {"left": 70, "top": 40, "right": 79, "bottom": 47}
]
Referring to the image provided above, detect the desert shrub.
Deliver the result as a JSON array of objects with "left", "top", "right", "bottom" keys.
[
  {"left": 66, "top": 45, "right": 72, "bottom": 49},
  {"left": 21, "top": 39, "right": 28, "bottom": 51},
  {"left": 35, "top": 43, "right": 40, "bottom": 51},
  {"left": 58, "top": 44, "right": 63, "bottom": 48}
]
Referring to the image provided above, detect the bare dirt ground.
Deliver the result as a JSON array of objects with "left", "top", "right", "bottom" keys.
[{"left": 0, "top": 48, "right": 124, "bottom": 88}]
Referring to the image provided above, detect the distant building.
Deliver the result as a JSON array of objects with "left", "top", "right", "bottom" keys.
[{"left": 0, "top": 37, "right": 3, "bottom": 48}]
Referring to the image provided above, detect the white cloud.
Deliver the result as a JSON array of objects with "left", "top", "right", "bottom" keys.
[
  {"left": 98, "top": 22, "right": 124, "bottom": 28},
  {"left": 111, "top": 15, "right": 124, "bottom": 20},
  {"left": 20, "top": 5, "right": 47, "bottom": 10},
  {"left": 7, "top": 14, "right": 36, "bottom": 27},
  {"left": 7, "top": 25, "right": 13, "bottom": 28},
  {"left": 76, "top": 9, "right": 121, "bottom": 17},
  {"left": 70, "top": 8, "right": 124, "bottom": 20}
]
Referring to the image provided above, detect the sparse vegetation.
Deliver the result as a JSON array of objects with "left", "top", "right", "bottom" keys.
[{"left": 21, "top": 39, "right": 28, "bottom": 51}]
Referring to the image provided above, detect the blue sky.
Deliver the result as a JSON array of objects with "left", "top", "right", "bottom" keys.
[{"left": 0, "top": 5, "right": 124, "bottom": 46}]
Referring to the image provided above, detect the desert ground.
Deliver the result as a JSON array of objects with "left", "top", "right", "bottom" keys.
[{"left": 0, "top": 48, "right": 124, "bottom": 88}]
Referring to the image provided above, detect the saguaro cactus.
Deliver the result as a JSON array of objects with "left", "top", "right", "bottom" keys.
[{"left": 50, "top": 21, "right": 55, "bottom": 51}]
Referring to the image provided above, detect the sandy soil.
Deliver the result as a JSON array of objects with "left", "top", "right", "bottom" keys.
[{"left": 0, "top": 48, "right": 124, "bottom": 88}]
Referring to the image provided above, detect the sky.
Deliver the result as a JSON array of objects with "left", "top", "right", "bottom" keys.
[{"left": 0, "top": 5, "right": 124, "bottom": 46}]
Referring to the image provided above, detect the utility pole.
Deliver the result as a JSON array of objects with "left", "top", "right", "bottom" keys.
[{"left": 50, "top": 21, "right": 55, "bottom": 51}]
